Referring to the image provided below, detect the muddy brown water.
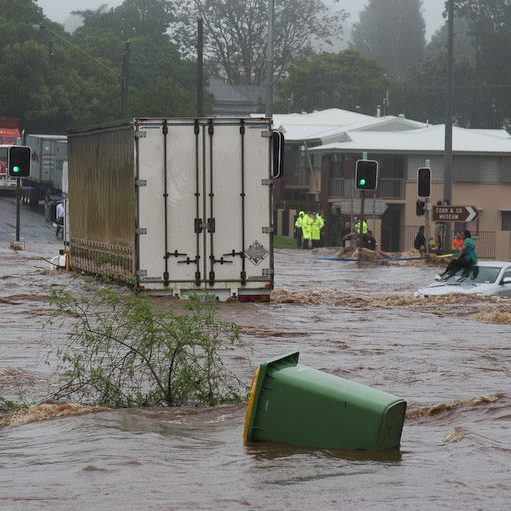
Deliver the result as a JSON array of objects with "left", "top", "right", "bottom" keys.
[{"left": 0, "top": 237, "right": 510, "bottom": 510}]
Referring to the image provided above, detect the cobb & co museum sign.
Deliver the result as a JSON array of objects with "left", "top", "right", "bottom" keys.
[{"left": 432, "top": 205, "right": 479, "bottom": 223}]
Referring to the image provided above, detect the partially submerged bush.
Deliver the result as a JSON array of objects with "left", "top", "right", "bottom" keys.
[
  {"left": 0, "top": 396, "right": 26, "bottom": 414},
  {"left": 49, "top": 289, "right": 245, "bottom": 408}
]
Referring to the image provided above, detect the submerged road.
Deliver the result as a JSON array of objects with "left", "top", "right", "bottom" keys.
[{"left": 0, "top": 194, "right": 510, "bottom": 511}]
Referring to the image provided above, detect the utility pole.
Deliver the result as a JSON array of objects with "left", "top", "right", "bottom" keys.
[
  {"left": 444, "top": 0, "right": 454, "bottom": 205},
  {"left": 197, "top": 18, "right": 204, "bottom": 117},
  {"left": 444, "top": 0, "right": 455, "bottom": 250},
  {"left": 265, "top": 0, "right": 274, "bottom": 117},
  {"left": 121, "top": 41, "right": 131, "bottom": 118}
]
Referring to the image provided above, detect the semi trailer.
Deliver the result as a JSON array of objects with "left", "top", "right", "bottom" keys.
[{"left": 68, "top": 117, "right": 284, "bottom": 300}]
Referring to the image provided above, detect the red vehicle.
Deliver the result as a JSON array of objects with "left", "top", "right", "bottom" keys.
[
  {"left": 0, "top": 117, "right": 21, "bottom": 145},
  {"left": 0, "top": 117, "right": 21, "bottom": 190}
]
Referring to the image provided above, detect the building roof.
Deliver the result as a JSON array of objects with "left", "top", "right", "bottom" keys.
[
  {"left": 274, "top": 110, "right": 427, "bottom": 143},
  {"left": 274, "top": 108, "right": 374, "bottom": 127},
  {"left": 310, "top": 124, "right": 511, "bottom": 155}
]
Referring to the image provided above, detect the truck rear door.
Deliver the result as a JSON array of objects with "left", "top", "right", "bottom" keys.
[{"left": 135, "top": 118, "right": 275, "bottom": 298}]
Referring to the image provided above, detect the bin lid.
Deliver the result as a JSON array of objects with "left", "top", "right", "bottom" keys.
[{"left": 243, "top": 352, "right": 299, "bottom": 444}]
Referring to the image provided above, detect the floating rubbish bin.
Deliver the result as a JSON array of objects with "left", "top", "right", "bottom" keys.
[{"left": 243, "top": 352, "right": 406, "bottom": 452}]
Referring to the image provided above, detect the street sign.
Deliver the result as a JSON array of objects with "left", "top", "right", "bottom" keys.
[{"left": 432, "top": 205, "right": 479, "bottom": 222}]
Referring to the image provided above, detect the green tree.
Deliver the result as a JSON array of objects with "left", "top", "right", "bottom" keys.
[
  {"left": 73, "top": 0, "right": 200, "bottom": 117},
  {"left": 0, "top": 0, "right": 43, "bottom": 50},
  {"left": 351, "top": 0, "right": 426, "bottom": 80},
  {"left": 49, "top": 289, "right": 245, "bottom": 407},
  {"left": 390, "top": 52, "right": 478, "bottom": 126},
  {"left": 453, "top": 0, "right": 511, "bottom": 126},
  {"left": 0, "top": 0, "right": 203, "bottom": 132},
  {"left": 168, "top": 0, "right": 347, "bottom": 85},
  {"left": 427, "top": 16, "right": 475, "bottom": 62},
  {"left": 275, "top": 50, "right": 389, "bottom": 115},
  {"left": 74, "top": 0, "right": 173, "bottom": 41},
  {"left": 394, "top": 1, "right": 511, "bottom": 128}
]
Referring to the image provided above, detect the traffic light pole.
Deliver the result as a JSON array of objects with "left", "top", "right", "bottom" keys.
[
  {"left": 425, "top": 197, "right": 430, "bottom": 255},
  {"left": 16, "top": 178, "right": 21, "bottom": 242},
  {"left": 424, "top": 159, "right": 431, "bottom": 255},
  {"left": 358, "top": 190, "right": 365, "bottom": 248}
]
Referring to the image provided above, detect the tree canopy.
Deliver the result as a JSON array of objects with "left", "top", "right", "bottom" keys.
[
  {"left": 275, "top": 50, "right": 389, "bottom": 115},
  {"left": 391, "top": 0, "right": 511, "bottom": 128},
  {"left": 0, "top": 0, "right": 201, "bottom": 133},
  {"left": 351, "top": 0, "right": 426, "bottom": 81},
  {"left": 168, "top": 0, "right": 347, "bottom": 85}
]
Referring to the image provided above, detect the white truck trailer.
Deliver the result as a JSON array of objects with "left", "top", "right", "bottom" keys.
[{"left": 68, "top": 117, "right": 284, "bottom": 300}]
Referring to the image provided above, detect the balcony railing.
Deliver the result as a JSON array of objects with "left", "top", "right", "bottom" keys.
[
  {"left": 330, "top": 178, "right": 405, "bottom": 199},
  {"left": 286, "top": 168, "right": 309, "bottom": 186}
]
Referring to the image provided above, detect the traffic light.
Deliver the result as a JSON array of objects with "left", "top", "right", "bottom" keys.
[
  {"left": 8, "top": 145, "right": 31, "bottom": 178},
  {"left": 355, "top": 159, "right": 378, "bottom": 191},
  {"left": 416, "top": 199, "right": 426, "bottom": 216},
  {"left": 417, "top": 167, "right": 431, "bottom": 198}
]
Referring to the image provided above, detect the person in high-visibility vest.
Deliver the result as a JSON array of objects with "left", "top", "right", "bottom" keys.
[
  {"left": 294, "top": 211, "right": 305, "bottom": 247},
  {"left": 311, "top": 213, "right": 322, "bottom": 248},
  {"left": 301, "top": 212, "right": 313, "bottom": 249},
  {"left": 354, "top": 217, "right": 368, "bottom": 235}
]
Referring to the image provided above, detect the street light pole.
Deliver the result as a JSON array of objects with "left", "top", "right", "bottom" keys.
[{"left": 34, "top": 24, "right": 128, "bottom": 118}]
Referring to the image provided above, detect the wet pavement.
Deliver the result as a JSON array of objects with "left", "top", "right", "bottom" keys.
[{"left": 0, "top": 195, "right": 510, "bottom": 510}]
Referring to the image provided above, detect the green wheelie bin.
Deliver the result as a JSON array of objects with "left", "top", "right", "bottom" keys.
[{"left": 243, "top": 352, "right": 406, "bottom": 451}]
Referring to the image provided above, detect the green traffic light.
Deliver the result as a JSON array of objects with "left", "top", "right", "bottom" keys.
[
  {"left": 13, "top": 165, "right": 20, "bottom": 174},
  {"left": 359, "top": 178, "right": 366, "bottom": 186}
]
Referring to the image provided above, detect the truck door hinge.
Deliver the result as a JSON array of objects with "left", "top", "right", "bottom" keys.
[
  {"left": 194, "top": 218, "right": 204, "bottom": 233},
  {"left": 136, "top": 227, "right": 147, "bottom": 235},
  {"left": 135, "top": 179, "right": 147, "bottom": 187},
  {"left": 262, "top": 268, "right": 274, "bottom": 278},
  {"left": 136, "top": 269, "right": 147, "bottom": 277},
  {"left": 261, "top": 130, "right": 273, "bottom": 138},
  {"left": 135, "top": 130, "right": 147, "bottom": 138},
  {"left": 261, "top": 178, "right": 273, "bottom": 186},
  {"left": 262, "top": 227, "right": 274, "bottom": 234}
]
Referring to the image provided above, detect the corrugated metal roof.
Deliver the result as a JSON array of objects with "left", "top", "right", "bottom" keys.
[
  {"left": 273, "top": 108, "right": 373, "bottom": 128},
  {"left": 310, "top": 125, "right": 511, "bottom": 154},
  {"left": 276, "top": 111, "right": 427, "bottom": 143}
]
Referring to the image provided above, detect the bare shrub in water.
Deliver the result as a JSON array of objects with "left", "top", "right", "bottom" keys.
[{"left": 49, "top": 289, "right": 244, "bottom": 407}]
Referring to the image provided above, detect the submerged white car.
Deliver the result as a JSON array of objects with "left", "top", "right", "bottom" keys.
[{"left": 416, "top": 261, "right": 511, "bottom": 298}]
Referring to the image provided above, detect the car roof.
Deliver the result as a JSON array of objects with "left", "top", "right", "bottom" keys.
[{"left": 476, "top": 261, "right": 511, "bottom": 268}]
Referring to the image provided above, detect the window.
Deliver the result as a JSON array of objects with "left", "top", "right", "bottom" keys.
[
  {"left": 501, "top": 268, "right": 511, "bottom": 281},
  {"left": 452, "top": 266, "right": 501, "bottom": 284},
  {"left": 474, "top": 266, "right": 502, "bottom": 284},
  {"left": 502, "top": 211, "right": 511, "bottom": 231}
]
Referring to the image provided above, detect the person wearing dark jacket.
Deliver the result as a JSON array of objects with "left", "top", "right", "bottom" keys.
[
  {"left": 414, "top": 226, "right": 426, "bottom": 254},
  {"left": 363, "top": 230, "right": 377, "bottom": 250}
]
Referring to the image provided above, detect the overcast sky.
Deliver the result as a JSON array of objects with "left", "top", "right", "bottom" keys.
[{"left": 37, "top": 0, "right": 446, "bottom": 40}]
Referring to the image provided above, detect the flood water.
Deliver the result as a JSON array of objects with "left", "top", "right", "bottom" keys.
[{"left": 0, "top": 195, "right": 510, "bottom": 510}]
